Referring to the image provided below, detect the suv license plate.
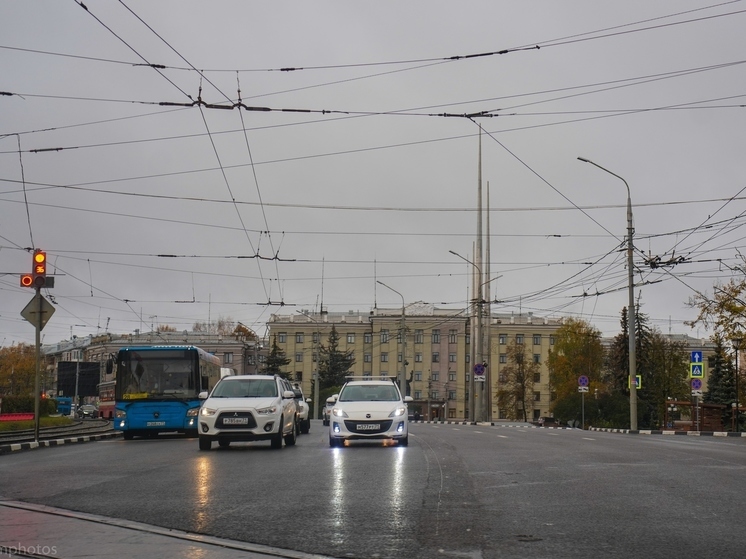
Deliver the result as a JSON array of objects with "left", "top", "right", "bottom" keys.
[
  {"left": 147, "top": 421, "right": 166, "bottom": 426},
  {"left": 223, "top": 417, "right": 248, "bottom": 425},
  {"left": 358, "top": 423, "right": 380, "bottom": 431}
]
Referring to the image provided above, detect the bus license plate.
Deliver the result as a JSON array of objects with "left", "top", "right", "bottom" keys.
[
  {"left": 147, "top": 421, "right": 166, "bottom": 426},
  {"left": 223, "top": 417, "right": 248, "bottom": 425},
  {"left": 357, "top": 423, "right": 379, "bottom": 431}
]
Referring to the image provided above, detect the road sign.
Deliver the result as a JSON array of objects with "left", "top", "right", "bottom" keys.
[
  {"left": 20, "top": 292, "right": 55, "bottom": 331},
  {"left": 473, "top": 363, "right": 485, "bottom": 376},
  {"left": 628, "top": 375, "right": 642, "bottom": 390},
  {"left": 691, "top": 351, "right": 703, "bottom": 364},
  {"left": 578, "top": 375, "right": 589, "bottom": 387},
  {"left": 691, "top": 378, "right": 702, "bottom": 390},
  {"left": 690, "top": 364, "right": 704, "bottom": 378},
  {"left": 578, "top": 386, "right": 589, "bottom": 393},
  {"left": 692, "top": 390, "right": 703, "bottom": 397}
]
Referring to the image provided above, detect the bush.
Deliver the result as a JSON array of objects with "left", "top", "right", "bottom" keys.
[{"left": 0, "top": 395, "right": 57, "bottom": 416}]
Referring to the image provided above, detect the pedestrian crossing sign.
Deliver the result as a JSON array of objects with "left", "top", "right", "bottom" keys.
[{"left": 690, "top": 363, "right": 704, "bottom": 378}]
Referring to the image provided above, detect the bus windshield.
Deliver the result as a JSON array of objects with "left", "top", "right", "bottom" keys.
[{"left": 117, "top": 349, "right": 197, "bottom": 400}]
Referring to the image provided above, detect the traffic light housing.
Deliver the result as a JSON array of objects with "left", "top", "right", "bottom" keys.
[
  {"left": 32, "top": 250, "right": 47, "bottom": 287},
  {"left": 20, "top": 273, "right": 33, "bottom": 287}
]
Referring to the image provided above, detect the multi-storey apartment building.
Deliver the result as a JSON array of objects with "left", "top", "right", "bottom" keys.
[{"left": 268, "top": 305, "right": 565, "bottom": 422}]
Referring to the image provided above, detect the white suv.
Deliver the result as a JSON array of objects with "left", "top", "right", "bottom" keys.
[
  {"left": 198, "top": 375, "right": 298, "bottom": 451},
  {"left": 292, "top": 383, "right": 311, "bottom": 434},
  {"left": 329, "top": 378, "right": 412, "bottom": 447}
]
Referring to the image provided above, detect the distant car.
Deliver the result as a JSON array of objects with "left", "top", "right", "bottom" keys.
[
  {"left": 197, "top": 374, "right": 298, "bottom": 451},
  {"left": 536, "top": 416, "right": 560, "bottom": 427},
  {"left": 292, "top": 384, "right": 311, "bottom": 434},
  {"left": 322, "top": 394, "right": 338, "bottom": 426},
  {"left": 329, "top": 378, "right": 412, "bottom": 447},
  {"left": 76, "top": 404, "right": 99, "bottom": 419}
]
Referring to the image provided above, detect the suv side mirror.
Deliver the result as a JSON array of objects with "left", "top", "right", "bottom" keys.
[{"left": 198, "top": 391, "right": 208, "bottom": 399}]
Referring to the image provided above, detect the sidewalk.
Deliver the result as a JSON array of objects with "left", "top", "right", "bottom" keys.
[{"left": 0, "top": 500, "right": 331, "bottom": 559}]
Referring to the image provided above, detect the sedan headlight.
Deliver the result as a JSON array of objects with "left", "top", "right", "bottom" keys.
[
  {"left": 256, "top": 405, "right": 278, "bottom": 415},
  {"left": 332, "top": 407, "right": 348, "bottom": 418},
  {"left": 200, "top": 407, "right": 217, "bottom": 417},
  {"left": 389, "top": 406, "right": 407, "bottom": 418}
]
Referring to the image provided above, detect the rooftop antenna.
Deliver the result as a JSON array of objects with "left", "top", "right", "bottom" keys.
[
  {"left": 374, "top": 258, "right": 377, "bottom": 309},
  {"left": 320, "top": 257, "right": 325, "bottom": 315}
]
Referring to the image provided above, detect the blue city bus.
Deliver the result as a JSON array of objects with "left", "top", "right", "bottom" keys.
[{"left": 112, "top": 346, "right": 221, "bottom": 440}]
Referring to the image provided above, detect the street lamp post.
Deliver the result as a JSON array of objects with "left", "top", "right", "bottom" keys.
[
  {"left": 377, "top": 281, "right": 407, "bottom": 397},
  {"left": 734, "top": 338, "right": 741, "bottom": 432},
  {"left": 578, "top": 157, "right": 637, "bottom": 430},
  {"left": 449, "top": 250, "right": 484, "bottom": 423},
  {"left": 296, "top": 311, "right": 322, "bottom": 419}
]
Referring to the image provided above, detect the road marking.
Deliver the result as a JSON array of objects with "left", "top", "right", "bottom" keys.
[
  {"left": 497, "top": 435, "right": 508, "bottom": 438},
  {"left": 474, "top": 431, "right": 483, "bottom": 434},
  {"left": 582, "top": 437, "right": 595, "bottom": 441}
]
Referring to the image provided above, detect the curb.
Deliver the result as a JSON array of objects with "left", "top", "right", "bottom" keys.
[
  {"left": 410, "top": 420, "right": 570, "bottom": 429},
  {"left": 588, "top": 427, "right": 746, "bottom": 437},
  {"left": 0, "top": 431, "right": 122, "bottom": 456}
]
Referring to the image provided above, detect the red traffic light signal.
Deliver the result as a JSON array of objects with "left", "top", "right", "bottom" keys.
[{"left": 20, "top": 274, "right": 33, "bottom": 287}]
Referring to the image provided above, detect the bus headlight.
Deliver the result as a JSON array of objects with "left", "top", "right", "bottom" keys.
[
  {"left": 186, "top": 408, "right": 200, "bottom": 417},
  {"left": 115, "top": 410, "right": 126, "bottom": 418}
]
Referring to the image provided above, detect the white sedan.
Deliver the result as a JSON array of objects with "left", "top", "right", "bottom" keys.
[{"left": 329, "top": 379, "right": 412, "bottom": 447}]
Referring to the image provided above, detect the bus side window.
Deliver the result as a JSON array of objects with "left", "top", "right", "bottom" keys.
[{"left": 201, "top": 375, "right": 209, "bottom": 391}]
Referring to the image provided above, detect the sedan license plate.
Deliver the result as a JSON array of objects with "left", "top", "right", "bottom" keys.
[
  {"left": 147, "top": 421, "right": 166, "bottom": 426},
  {"left": 357, "top": 423, "right": 380, "bottom": 431},
  {"left": 223, "top": 417, "right": 248, "bottom": 425}
]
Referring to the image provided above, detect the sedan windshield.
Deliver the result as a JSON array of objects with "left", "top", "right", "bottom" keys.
[
  {"left": 212, "top": 379, "right": 277, "bottom": 398},
  {"left": 339, "top": 384, "right": 399, "bottom": 402}
]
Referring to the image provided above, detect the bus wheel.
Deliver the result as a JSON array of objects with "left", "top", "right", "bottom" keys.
[{"left": 123, "top": 432, "right": 134, "bottom": 440}]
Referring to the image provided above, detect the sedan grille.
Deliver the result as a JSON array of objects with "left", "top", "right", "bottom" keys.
[{"left": 344, "top": 419, "right": 393, "bottom": 434}]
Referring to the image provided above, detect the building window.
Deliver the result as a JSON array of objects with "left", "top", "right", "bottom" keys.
[
  {"left": 312, "top": 352, "right": 318, "bottom": 363},
  {"left": 381, "top": 353, "right": 389, "bottom": 363},
  {"left": 550, "top": 335, "right": 555, "bottom": 346},
  {"left": 465, "top": 334, "right": 470, "bottom": 345},
  {"left": 398, "top": 353, "right": 403, "bottom": 363},
  {"left": 381, "top": 329, "right": 389, "bottom": 343},
  {"left": 363, "top": 371, "right": 372, "bottom": 378},
  {"left": 465, "top": 373, "right": 470, "bottom": 383},
  {"left": 415, "top": 329, "right": 424, "bottom": 344},
  {"left": 449, "top": 353, "right": 457, "bottom": 363},
  {"left": 295, "top": 372, "right": 302, "bottom": 382},
  {"left": 499, "top": 334, "right": 507, "bottom": 345},
  {"left": 432, "top": 352, "right": 440, "bottom": 363},
  {"left": 431, "top": 372, "right": 439, "bottom": 382},
  {"left": 364, "top": 332, "right": 373, "bottom": 344},
  {"left": 533, "top": 354, "right": 541, "bottom": 364},
  {"left": 498, "top": 373, "right": 507, "bottom": 383},
  {"left": 533, "top": 372, "right": 541, "bottom": 383},
  {"left": 347, "top": 333, "right": 355, "bottom": 344},
  {"left": 258, "top": 354, "right": 266, "bottom": 363},
  {"left": 449, "top": 330, "right": 457, "bottom": 344},
  {"left": 533, "top": 391, "right": 541, "bottom": 402},
  {"left": 295, "top": 353, "right": 303, "bottom": 362},
  {"left": 466, "top": 354, "right": 470, "bottom": 363},
  {"left": 431, "top": 391, "right": 439, "bottom": 400},
  {"left": 432, "top": 329, "right": 440, "bottom": 343},
  {"left": 278, "top": 332, "right": 287, "bottom": 343},
  {"left": 448, "top": 390, "right": 456, "bottom": 400},
  {"left": 313, "top": 332, "right": 320, "bottom": 344},
  {"left": 223, "top": 352, "right": 233, "bottom": 364},
  {"left": 414, "top": 391, "right": 422, "bottom": 399},
  {"left": 415, "top": 353, "right": 423, "bottom": 363},
  {"left": 448, "top": 372, "right": 456, "bottom": 382},
  {"left": 533, "top": 335, "right": 541, "bottom": 345},
  {"left": 415, "top": 372, "right": 422, "bottom": 381},
  {"left": 499, "top": 354, "right": 507, "bottom": 364},
  {"left": 296, "top": 332, "right": 304, "bottom": 343},
  {"left": 516, "top": 334, "right": 524, "bottom": 344},
  {"left": 364, "top": 353, "right": 372, "bottom": 363}
]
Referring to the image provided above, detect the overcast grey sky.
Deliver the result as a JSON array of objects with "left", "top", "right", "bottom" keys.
[{"left": 2, "top": 1, "right": 745, "bottom": 346}]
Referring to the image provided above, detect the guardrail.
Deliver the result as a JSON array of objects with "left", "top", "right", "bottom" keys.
[{"left": 0, "top": 413, "right": 35, "bottom": 421}]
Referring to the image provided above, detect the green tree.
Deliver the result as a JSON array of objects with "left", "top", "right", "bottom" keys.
[
  {"left": 547, "top": 317, "right": 604, "bottom": 403},
  {"left": 262, "top": 335, "right": 291, "bottom": 378},
  {"left": 0, "top": 343, "right": 35, "bottom": 396},
  {"left": 317, "top": 325, "right": 355, "bottom": 389},
  {"left": 687, "top": 277, "right": 746, "bottom": 340},
  {"left": 703, "top": 333, "right": 738, "bottom": 429},
  {"left": 496, "top": 340, "right": 538, "bottom": 421}
]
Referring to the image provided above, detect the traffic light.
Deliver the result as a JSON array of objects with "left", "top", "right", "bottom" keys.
[
  {"left": 32, "top": 249, "right": 47, "bottom": 287},
  {"left": 20, "top": 273, "right": 33, "bottom": 287}
]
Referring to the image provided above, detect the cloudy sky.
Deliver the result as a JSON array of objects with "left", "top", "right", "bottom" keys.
[{"left": 2, "top": 1, "right": 745, "bottom": 346}]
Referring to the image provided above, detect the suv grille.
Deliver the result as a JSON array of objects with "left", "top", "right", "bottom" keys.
[{"left": 217, "top": 411, "right": 257, "bottom": 429}]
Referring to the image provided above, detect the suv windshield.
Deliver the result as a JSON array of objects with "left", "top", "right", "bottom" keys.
[
  {"left": 339, "top": 384, "right": 399, "bottom": 402},
  {"left": 212, "top": 379, "right": 277, "bottom": 398}
]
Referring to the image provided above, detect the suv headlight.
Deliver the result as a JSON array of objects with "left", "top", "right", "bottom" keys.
[
  {"left": 200, "top": 407, "right": 217, "bottom": 417},
  {"left": 256, "top": 405, "right": 278, "bottom": 415},
  {"left": 332, "top": 407, "right": 348, "bottom": 418},
  {"left": 389, "top": 406, "right": 407, "bottom": 418}
]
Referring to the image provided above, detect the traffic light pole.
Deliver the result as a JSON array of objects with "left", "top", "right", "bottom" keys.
[{"left": 33, "top": 285, "right": 42, "bottom": 441}]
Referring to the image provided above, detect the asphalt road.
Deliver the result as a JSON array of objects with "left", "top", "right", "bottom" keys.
[{"left": 1, "top": 421, "right": 745, "bottom": 559}]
